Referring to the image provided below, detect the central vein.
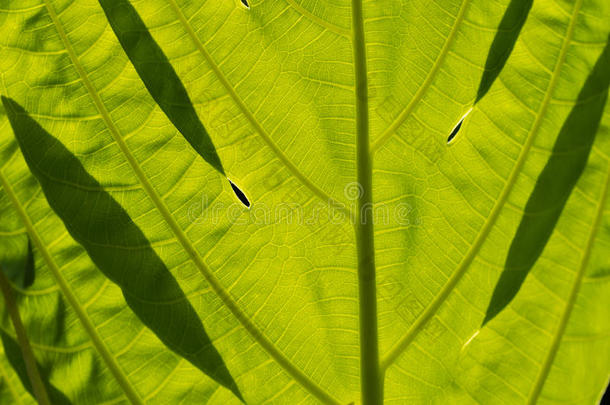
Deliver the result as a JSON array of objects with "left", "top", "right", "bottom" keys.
[{"left": 351, "top": 1, "right": 382, "bottom": 404}]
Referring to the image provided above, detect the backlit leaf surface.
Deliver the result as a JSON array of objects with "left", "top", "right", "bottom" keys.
[{"left": 1, "top": 0, "right": 609, "bottom": 403}]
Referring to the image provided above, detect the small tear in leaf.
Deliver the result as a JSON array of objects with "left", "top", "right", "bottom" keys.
[
  {"left": 240, "top": 0, "right": 250, "bottom": 9},
  {"left": 447, "top": 120, "right": 463, "bottom": 143},
  {"left": 229, "top": 180, "right": 250, "bottom": 208},
  {"left": 447, "top": 108, "right": 473, "bottom": 144}
]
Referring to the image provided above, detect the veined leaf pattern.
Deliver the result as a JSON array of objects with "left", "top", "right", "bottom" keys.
[{"left": 0, "top": 0, "right": 609, "bottom": 403}]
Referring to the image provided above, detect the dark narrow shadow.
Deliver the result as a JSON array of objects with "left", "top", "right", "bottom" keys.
[
  {"left": 0, "top": 236, "right": 35, "bottom": 289},
  {"left": 475, "top": 0, "right": 533, "bottom": 103},
  {"left": 23, "top": 239, "right": 34, "bottom": 288},
  {"left": 50, "top": 296, "right": 67, "bottom": 347},
  {"left": 483, "top": 35, "right": 610, "bottom": 325},
  {"left": 1, "top": 330, "right": 72, "bottom": 404},
  {"left": 2, "top": 98, "right": 242, "bottom": 400},
  {"left": 98, "top": 0, "right": 225, "bottom": 175}
]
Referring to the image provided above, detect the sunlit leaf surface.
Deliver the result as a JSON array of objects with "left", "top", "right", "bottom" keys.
[{"left": 1, "top": 0, "right": 609, "bottom": 403}]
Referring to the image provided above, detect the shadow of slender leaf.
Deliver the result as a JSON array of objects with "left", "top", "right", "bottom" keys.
[
  {"left": 22, "top": 240, "right": 34, "bottom": 288},
  {"left": 1, "top": 330, "right": 71, "bottom": 405},
  {"left": 475, "top": 0, "right": 533, "bottom": 103},
  {"left": 98, "top": 0, "right": 225, "bottom": 175},
  {"left": 1, "top": 98, "right": 242, "bottom": 400},
  {"left": 0, "top": 236, "right": 35, "bottom": 289},
  {"left": 483, "top": 35, "right": 610, "bottom": 325}
]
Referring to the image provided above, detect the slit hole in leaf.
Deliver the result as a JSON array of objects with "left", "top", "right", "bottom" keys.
[
  {"left": 229, "top": 180, "right": 250, "bottom": 208},
  {"left": 447, "top": 108, "right": 472, "bottom": 144},
  {"left": 240, "top": 0, "right": 250, "bottom": 9},
  {"left": 447, "top": 121, "right": 463, "bottom": 143}
]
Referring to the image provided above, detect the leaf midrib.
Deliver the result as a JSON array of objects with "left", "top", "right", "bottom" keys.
[
  {"left": 42, "top": 1, "right": 341, "bottom": 403},
  {"left": 380, "top": 0, "right": 585, "bottom": 370},
  {"left": 351, "top": 0, "right": 383, "bottom": 403}
]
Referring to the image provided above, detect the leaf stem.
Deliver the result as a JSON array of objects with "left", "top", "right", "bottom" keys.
[
  {"left": 351, "top": 1, "right": 382, "bottom": 404},
  {"left": 0, "top": 267, "right": 51, "bottom": 405}
]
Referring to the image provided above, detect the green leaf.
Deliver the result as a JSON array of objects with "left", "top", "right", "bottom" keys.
[
  {"left": 0, "top": 106, "right": 241, "bottom": 403},
  {"left": 1, "top": 0, "right": 610, "bottom": 404},
  {"left": 0, "top": 340, "right": 36, "bottom": 405},
  {"left": 0, "top": 329, "right": 66, "bottom": 404},
  {"left": 2, "top": 96, "right": 242, "bottom": 400},
  {"left": 484, "top": 36, "right": 610, "bottom": 326}
]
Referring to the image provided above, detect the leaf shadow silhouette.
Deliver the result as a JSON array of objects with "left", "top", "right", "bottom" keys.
[
  {"left": 475, "top": 0, "right": 533, "bottom": 103},
  {"left": 0, "top": 237, "right": 35, "bottom": 289},
  {"left": 98, "top": 0, "right": 225, "bottom": 175},
  {"left": 483, "top": 34, "right": 610, "bottom": 325},
  {"left": 1, "top": 97, "right": 242, "bottom": 400},
  {"left": 1, "top": 330, "right": 72, "bottom": 405}
]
